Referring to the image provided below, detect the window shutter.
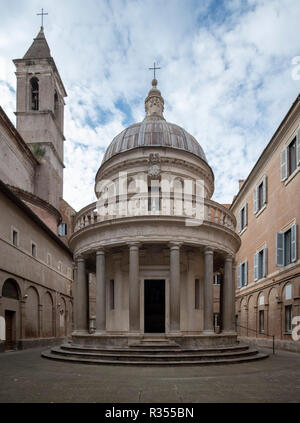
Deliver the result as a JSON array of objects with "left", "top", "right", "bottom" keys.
[
  {"left": 280, "top": 148, "right": 288, "bottom": 181},
  {"left": 276, "top": 232, "right": 284, "bottom": 266},
  {"left": 263, "top": 247, "right": 267, "bottom": 277},
  {"left": 291, "top": 223, "right": 297, "bottom": 263},
  {"left": 253, "top": 187, "right": 258, "bottom": 214},
  {"left": 297, "top": 129, "right": 300, "bottom": 166},
  {"left": 262, "top": 175, "right": 267, "bottom": 205},
  {"left": 245, "top": 202, "right": 248, "bottom": 226},
  {"left": 254, "top": 253, "right": 258, "bottom": 281},
  {"left": 238, "top": 265, "right": 242, "bottom": 288},
  {"left": 238, "top": 209, "right": 241, "bottom": 232},
  {"left": 244, "top": 261, "right": 248, "bottom": 286}
]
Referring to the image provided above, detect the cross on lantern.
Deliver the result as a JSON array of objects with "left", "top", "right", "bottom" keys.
[{"left": 149, "top": 62, "right": 161, "bottom": 80}]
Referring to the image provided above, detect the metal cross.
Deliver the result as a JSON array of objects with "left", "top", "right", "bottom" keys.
[
  {"left": 149, "top": 62, "right": 161, "bottom": 79},
  {"left": 37, "top": 8, "right": 48, "bottom": 28}
]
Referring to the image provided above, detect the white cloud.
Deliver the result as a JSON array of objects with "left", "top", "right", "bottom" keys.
[{"left": 0, "top": 0, "right": 299, "bottom": 210}]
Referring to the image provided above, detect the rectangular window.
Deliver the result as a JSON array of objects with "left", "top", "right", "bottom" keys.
[
  {"left": 148, "top": 185, "right": 161, "bottom": 212},
  {"left": 241, "top": 261, "right": 247, "bottom": 287},
  {"left": 213, "top": 313, "right": 220, "bottom": 329},
  {"left": 110, "top": 279, "right": 115, "bottom": 310},
  {"left": 277, "top": 223, "right": 297, "bottom": 266},
  {"left": 258, "top": 181, "right": 264, "bottom": 211},
  {"left": 284, "top": 229, "right": 292, "bottom": 265},
  {"left": 31, "top": 242, "right": 37, "bottom": 257},
  {"left": 238, "top": 203, "right": 247, "bottom": 232},
  {"left": 58, "top": 223, "right": 68, "bottom": 236},
  {"left": 259, "top": 310, "right": 264, "bottom": 333},
  {"left": 12, "top": 230, "right": 18, "bottom": 246},
  {"left": 254, "top": 175, "right": 267, "bottom": 214},
  {"left": 288, "top": 138, "right": 297, "bottom": 176},
  {"left": 285, "top": 305, "right": 292, "bottom": 333},
  {"left": 254, "top": 248, "right": 267, "bottom": 281},
  {"left": 195, "top": 279, "right": 200, "bottom": 309},
  {"left": 213, "top": 274, "right": 222, "bottom": 285},
  {"left": 281, "top": 134, "right": 300, "bottom": 181}
]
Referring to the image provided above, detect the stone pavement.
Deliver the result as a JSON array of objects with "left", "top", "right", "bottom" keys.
[{"left": 0, "top": 346, "right": 299, "bottom": 403}]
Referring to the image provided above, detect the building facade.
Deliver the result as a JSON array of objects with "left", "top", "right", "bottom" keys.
[
  {"left": 0, "top": 27, "right": 74, "bottom": 352},
  {"left": 231, "top": 95, "right": 300, "bottom": 352}
]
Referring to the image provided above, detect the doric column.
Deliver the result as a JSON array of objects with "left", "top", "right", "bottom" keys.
[
  {"left": 222, "top": 254, "right": 235, "bottom": 333},
  {"left": 75, "top": 256, "right": 88, "bottom": 332},
  {"left": 169, "top": 242, "right": 181, "bottom": 332},
  {"left": 129, "top": 243, "right": 140, "bottom": 332},
  {"left": 96, "top": 249, "right": 106, "bottom": 332},
  {"left": 72, "top": 262, "right": 77, "bottom": 332},
  {"left": 203, "top": 247, "right": 214, "bottom": 334}
]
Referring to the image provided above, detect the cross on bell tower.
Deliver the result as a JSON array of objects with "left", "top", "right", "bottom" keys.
[{"left": 37, "top": 8, "right": 48, "bottom": 29}]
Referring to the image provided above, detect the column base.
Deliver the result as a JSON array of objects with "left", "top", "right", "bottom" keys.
[
  {"left": 221, "top": 330, "right": 237, "bottom": 336},
  {"left": 202, "top": 330, "right": 216, "bottom": 336}
]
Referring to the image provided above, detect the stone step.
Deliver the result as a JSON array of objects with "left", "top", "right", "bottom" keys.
[
  {"left": 47, "top": 346, "right": 261, "bottom": 362},
  {"left": 41, "top": 350, "right": 268, "bottom": 366},
  {"left": 60, "top": 343, "right": 250, "bottom": 355}
]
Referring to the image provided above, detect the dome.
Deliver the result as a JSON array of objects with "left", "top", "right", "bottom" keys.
[
  {"left": 101, "top": 79, "right": 208, "bottom": 165},
  {"left": 102, "top": 120, "right": 208, "bottom": 164}
]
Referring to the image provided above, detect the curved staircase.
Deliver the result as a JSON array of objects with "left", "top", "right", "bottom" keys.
[{"left": 42, "top": 339, "right": 268, "bottom": 366}]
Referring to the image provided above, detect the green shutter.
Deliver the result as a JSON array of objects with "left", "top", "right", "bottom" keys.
[
  {"left": 291, "top": 223, "right": 297, "bottom": 263},
  {"left": 276, "top": 232, "right": 284, "bottom": 266},
  {"left": 281, "top": 148, "right": 288, "bottom": 181},
  {"left": 254, "top": 253, "right": 258, "bottom": 281},
  {"left": 296, "top": 128, "right": 300, "bottom": 166}
]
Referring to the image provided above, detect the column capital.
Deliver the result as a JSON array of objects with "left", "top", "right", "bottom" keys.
[
  {"left": 128, "top": 242, "right": 140, "bottom": 249},
  {"left": 225, "top": 254, "right": 234, "bottom": 263},
  {"left": 96, "top": 248, "right": 105, "bottom": 256},
  {"left": 76, "top": 255, "right": 85, "bottom": 263},
  {"left": 169, "top": 241, "right": 182, "bottom": 250},
  {"left": 204, "top": 246, "right": 213, "bottom": 255}
]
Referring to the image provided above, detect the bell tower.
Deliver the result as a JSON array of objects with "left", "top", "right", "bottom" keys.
[{"left": 13, "top": 27, "right": 67, "bottom": 210}]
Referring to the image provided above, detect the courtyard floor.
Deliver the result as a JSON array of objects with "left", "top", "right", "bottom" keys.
[{"left": 0, "top": 346, "right": 299, "bottom": 403}]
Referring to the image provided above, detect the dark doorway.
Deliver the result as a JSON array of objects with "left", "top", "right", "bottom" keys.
[
  {"left": 144, "top": 280, "right": 165, "bottom": 333},
  {"left": 5, "top": 310, "right": 15, "bottom": 351}
]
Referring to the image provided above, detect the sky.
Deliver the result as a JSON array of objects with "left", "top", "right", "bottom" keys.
[{"left": 0, "top": 0, "right": 300, "bottom": 211}]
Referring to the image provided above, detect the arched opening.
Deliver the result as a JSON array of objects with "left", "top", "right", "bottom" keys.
[
  {"left": 54, "top": 90, "right": 59, "bottom": 120},
  {"left": 2, "top": 278, "right": 20, "bottom": 300},
  {"left": 30, "top": 77, "right": 39, "bottom": 111},
  {"left": 25, "top": 287, "right": 39, "bottom": 338}
]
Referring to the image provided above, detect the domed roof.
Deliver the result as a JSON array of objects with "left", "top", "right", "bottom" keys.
[{"left": 101, "top": 79, "right": 208, "bottom": 165}]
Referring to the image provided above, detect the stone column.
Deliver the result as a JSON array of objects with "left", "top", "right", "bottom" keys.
[
  {"left": 96, "top": 249, "right": 106, "bottom": 332},
  {"left": 129, "top": 243, "right": 140, "bottom": 332},
  {"left": 203, "top": 247, "right": 214, "bottom": 334},
  {"left": 72, "top": 262, "right": 77, "bottom": 332},
  {"left": 75, "top": 256, "right": 88, "bottom": 332},
  {"left": 169, "top": 242, "right": 181, "bottom": 332},
  {"left": 222, "top": 255, "right": 235, "bottom": 333}
]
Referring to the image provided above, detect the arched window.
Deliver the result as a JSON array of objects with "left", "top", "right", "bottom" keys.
[
  {"left": 2, "top": 279, "right": 19, "bottom": 300},
  {"left": 30, "top": 77, "right": 39, "bottom": 110},
  {"left": 54, "top": 91, "right": 59, "bottom": 119}
]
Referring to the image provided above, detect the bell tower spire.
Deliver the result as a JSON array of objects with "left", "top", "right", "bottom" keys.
[{"left": 13, "top": 27, "right": 67, "bottom": 210}]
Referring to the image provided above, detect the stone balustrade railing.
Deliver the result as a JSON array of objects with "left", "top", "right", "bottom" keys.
[{"left": 73, "top": 195, "right": 236, "bottom": 233}]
